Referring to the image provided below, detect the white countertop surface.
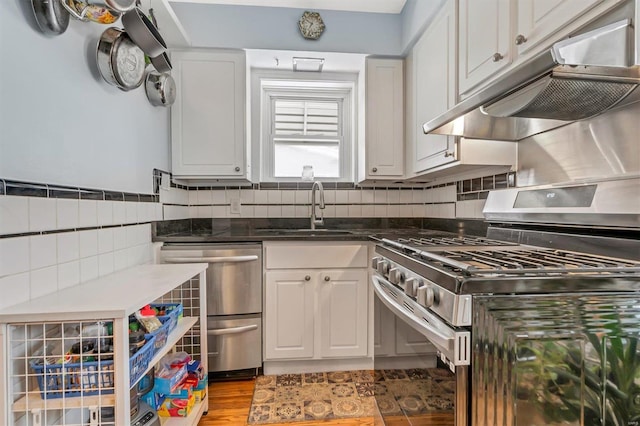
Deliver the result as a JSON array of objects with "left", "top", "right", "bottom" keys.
[{"left": 0, "top": 264, "right": 207, "bottom": 322}]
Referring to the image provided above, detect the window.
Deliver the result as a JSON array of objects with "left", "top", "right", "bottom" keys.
[{"left": 259, "top": 78, "right": 356, "bottom": 182}]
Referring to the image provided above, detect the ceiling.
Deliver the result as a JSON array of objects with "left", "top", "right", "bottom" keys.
[{"left": 168, "top": 0, "right": 408, "bottom": 14}]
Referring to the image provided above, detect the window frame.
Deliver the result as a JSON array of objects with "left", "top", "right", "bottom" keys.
[{"left": 256, "top": 75, "right": 357, "bottom": 183}]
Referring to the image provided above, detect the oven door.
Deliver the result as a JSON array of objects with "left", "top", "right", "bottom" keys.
[{"left": 372, "top": 273, "right": 469, "bottom": 426}]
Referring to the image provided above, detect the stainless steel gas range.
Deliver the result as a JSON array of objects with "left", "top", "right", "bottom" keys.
[{"left": 371, "top": 178, "right": 640, "bottom": 426}]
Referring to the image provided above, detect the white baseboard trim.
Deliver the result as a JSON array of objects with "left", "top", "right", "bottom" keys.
[{"left": 263, "top": 357, "right": 373, "bottom": 375}]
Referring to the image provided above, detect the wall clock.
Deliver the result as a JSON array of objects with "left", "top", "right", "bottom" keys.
[{"left": 298, "top": 11, "right": 325, "bottom": 40}]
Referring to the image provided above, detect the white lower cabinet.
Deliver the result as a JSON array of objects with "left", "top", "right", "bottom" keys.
[
  {"left": 0, "top": 264, "right": 208, "bottom": 426},
  {"left": 264, "top": 243, "right": 369, "bottom": 364}
]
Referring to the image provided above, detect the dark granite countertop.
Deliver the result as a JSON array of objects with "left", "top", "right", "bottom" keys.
[{"left": 152, "top": 218, "right": 488, "bottom": 244}]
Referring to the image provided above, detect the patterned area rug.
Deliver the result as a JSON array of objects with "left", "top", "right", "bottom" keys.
[{"left": 247, "top": 369, "right": 455, "bottom": 424}]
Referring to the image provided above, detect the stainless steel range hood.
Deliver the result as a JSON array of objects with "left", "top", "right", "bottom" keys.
[{"left": 423, "top": 19, "right": 640, "bottom": 141}]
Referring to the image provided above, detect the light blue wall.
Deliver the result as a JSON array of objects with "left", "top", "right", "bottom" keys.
[
  {"left": 172, "top": 3, "right": 403, "bottom": 55},
  {"left": 400, "top": 0, "right": 446, "bottom": 54},
  {"left": 0, "top": 1, "right": 170, "bottom": 193}
]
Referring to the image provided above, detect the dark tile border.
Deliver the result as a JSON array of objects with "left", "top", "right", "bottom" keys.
[
  {"left": 0, "top": 222, "right": 155, "bottom": 240},
  {"left": 1, "top": 178, "right": 158, "bottom": 203}
]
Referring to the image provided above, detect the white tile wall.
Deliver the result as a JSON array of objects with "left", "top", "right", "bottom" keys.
[
  {"left": 456, "top": 199, "right": 486, "bottom": 219},
  {"left": 57, "top": 232, "right": 79, "bottom": 264},
  {"left": 0, "top": 190, "right": 159, "bottom": 310},
  {"left": 29, "top": 197, "right": 57, "bottom": 232},
  {"left": 0, "top": 196, "right": 29, "bottom": 234},
  {"left": 174, "top": 185, "right": 462, "bottom": 220},
  {"left": 79, "top": 200, "right": 98, "bottom": 228},
  {"left": 0, "top": 272, "right": 30, "bottom": 310},
  {"left": 0, "top": 237, "right": 30, "bottom": 277},
  {"left": 29, "top": 234, "right": 57, "bottom": 270},
  {"left": 97, "top": 201, "right": 113, "bottom": 226}
]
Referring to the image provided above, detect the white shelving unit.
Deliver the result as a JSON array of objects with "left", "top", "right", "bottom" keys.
[{"left": 0, "top": 264, "right": 208, "bottom": 426}]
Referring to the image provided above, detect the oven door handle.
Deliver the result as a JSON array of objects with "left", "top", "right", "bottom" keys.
[
  {"left": 208, "top": 324, "right": 258, "bottom": 336},
  {"left": 164, "top": 255, "right": 259, "bottom": 264},
  {"left": 372, "top": 274, "right": 455, "bottom": 354}
]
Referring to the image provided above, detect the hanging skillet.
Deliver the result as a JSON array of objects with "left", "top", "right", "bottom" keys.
[
  {"left": 122, "top": 7, "right": 167, "bottom": 57},
  {"left": 32, "top": 0, "right": 70, "bottom": 35},
  {"left": 96, "top": 27, "right": 146, "bottom": 91},
  {"left": 146, "top": 9, "right": 172, "bottom": 73}
]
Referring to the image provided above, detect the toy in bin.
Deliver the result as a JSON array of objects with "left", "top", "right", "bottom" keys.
[
  {"left": 158, "top": 394, "right": 195, "bottom": 417},
  {"left": 135, "top": 305, "right": 163, "bottom": 333}
]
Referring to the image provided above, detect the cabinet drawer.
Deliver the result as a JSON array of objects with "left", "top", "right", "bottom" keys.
[{"left": 265, "top": 243, "right": 368, "bottom": 269}]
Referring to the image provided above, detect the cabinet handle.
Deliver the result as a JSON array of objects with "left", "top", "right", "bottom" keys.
[
  {"left": 372, "top": 167, "right": 377, "bottom": 173},
  {"left": 515, "top": 34, "right": 527, "bottom": 45},
  {"left": 305, "top": 275, "right": 311, "bottom": 281},
  {"left": 444, "top": 151, "right": 454, "bottom": 158},
  {"left": 324, "top": 276, "right": 330, "bottom": 281},
  {"left": 492, "top": 53, "right": 503, "bottom": 62},
  {"left": 235, "top": 166, "right": 241, "bottom": 172}
]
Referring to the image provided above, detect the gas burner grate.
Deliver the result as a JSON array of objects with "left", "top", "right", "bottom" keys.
[
  {"left": 421, "top": 247, "right": 640, "bottom": 275},
  {"left": 397, "top": 236, "right": 517, "bottom": 249}
]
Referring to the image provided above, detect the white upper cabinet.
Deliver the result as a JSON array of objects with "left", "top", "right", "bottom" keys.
[
  {"left": 515, "top": 0, "right": 602, "bottom": 56},
  {"left": 171, "top": 49, "right": 248, "bottom": 180},
  {"left": 363, "top": 58, "right": 404, "bottom": 180},
  {"left": 409, "top": 1, "right": 458, "bottom": 174},
  {"left": 459, "top": 0, "right": 623, "bottom": 98},
  {"left": 458, "top": 0, "right": 512, "bottom": 96}
]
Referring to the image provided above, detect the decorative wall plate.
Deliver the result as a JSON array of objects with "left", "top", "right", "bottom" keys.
[{"left": 298, "top": 11, "right": 325, "bottom": 40}]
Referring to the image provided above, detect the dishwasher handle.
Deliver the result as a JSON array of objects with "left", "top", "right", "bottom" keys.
[
  {"left": 207, "top": 324, "right": 258, "bottom": 336},
  {"left": 164, "top": 255, "right": 259, "bottom": 264}
]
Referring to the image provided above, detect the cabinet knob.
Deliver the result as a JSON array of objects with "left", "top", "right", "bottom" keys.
[
  {"left": 305, "top": 275, "right": 311, "bottom": 281},
  {"left": 372, "top": 167, "right": 377, "bottom": 173},
  {"left": 492, "top": 53, "right": 504, "bottom": 62},
  {"left": 324, "top": 276, "right": 330, "bottom": 281},
  {"left": 444, "top": 151, "right": 454, "bottom": 158},
  {"left": 235, "top": 166, "right": 241, "bottom": 172},
  {"left": 515, "top": 34, "right": 528, "bottom": 45}
]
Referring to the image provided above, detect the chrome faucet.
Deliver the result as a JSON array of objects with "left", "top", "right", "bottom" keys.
[{"left": 310, "top": 181, "right": 325, "bottom": 230}]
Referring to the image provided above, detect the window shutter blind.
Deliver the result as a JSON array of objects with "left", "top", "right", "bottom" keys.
[{"left": 274, "top": 100, "right": 339, "bottom": 137}]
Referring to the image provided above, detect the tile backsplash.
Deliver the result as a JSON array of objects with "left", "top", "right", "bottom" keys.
[
  {"left": 158, "top": 171, "right": 516, "bottom": 222},
  {"left": 0, "top": 179, "right": 162, "bottom": 310}
]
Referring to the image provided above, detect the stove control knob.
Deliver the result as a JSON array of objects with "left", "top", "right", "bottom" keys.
[
  {"left": 377, "top": 260, "right": 390, "bottom": 275},
  {"left": 370, "top": 256, "right": 381, "bottom": 269},
  {"left": 417, "top": 284, "right": 435, "bottom": 307},
  {"left": 405, "top": 277, "right": 421, "bottom": 297},
  {"left": 389, "top": 268, "right": 405, "bottom": 286}
]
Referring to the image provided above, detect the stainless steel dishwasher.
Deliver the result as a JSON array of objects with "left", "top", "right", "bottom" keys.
[{"left": 161, "top": 243, "right": 262, "bottom": 378}]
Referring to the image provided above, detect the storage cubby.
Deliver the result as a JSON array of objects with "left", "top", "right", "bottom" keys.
[{"left": 0, "top": 264, "right": 208, "bottom": 426}]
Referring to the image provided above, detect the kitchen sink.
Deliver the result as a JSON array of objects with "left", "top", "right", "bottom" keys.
[{"left": 255, "top": 228, "right": 354, "bottom": 236}]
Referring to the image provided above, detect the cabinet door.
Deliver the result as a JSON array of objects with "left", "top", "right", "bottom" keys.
[
  {"left": 171, "top": 50, "right": 246, "bottom": 178},
  {"left": 458, "top": 0, "right": 511, "bottom": 96},
  {"left": 264, "top": 271, "right": 314, "bottom": 360},
  {"left": 365, "top": 58, "right": 404, "bottom": 179},
  {"left": 516, "top": 0, "right": 601, "bottom": 56},
  {"left": 318, "top": 269, "right": 368, "bottom": 358},
  {"left": 412, "top": 2, "right": 457, "bottom": 174}
]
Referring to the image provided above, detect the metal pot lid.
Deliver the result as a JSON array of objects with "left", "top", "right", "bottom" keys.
[
  {"left": 106, "top": 0, "right": 136, "bottom": 13},
  {"left": 32, "top": 0, "right": 70, "bottom": 35},
  {"left": 111, "top": 32, "right": 145, "bottom": 90}
]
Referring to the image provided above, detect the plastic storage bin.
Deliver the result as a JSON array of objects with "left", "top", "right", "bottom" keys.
[{"left": 30, "top": 335, "right": 156, "bottom": 399}]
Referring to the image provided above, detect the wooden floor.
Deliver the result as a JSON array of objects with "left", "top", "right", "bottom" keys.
[{"left": 198, "top": 378, "right": 375, "bottom": 426}]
